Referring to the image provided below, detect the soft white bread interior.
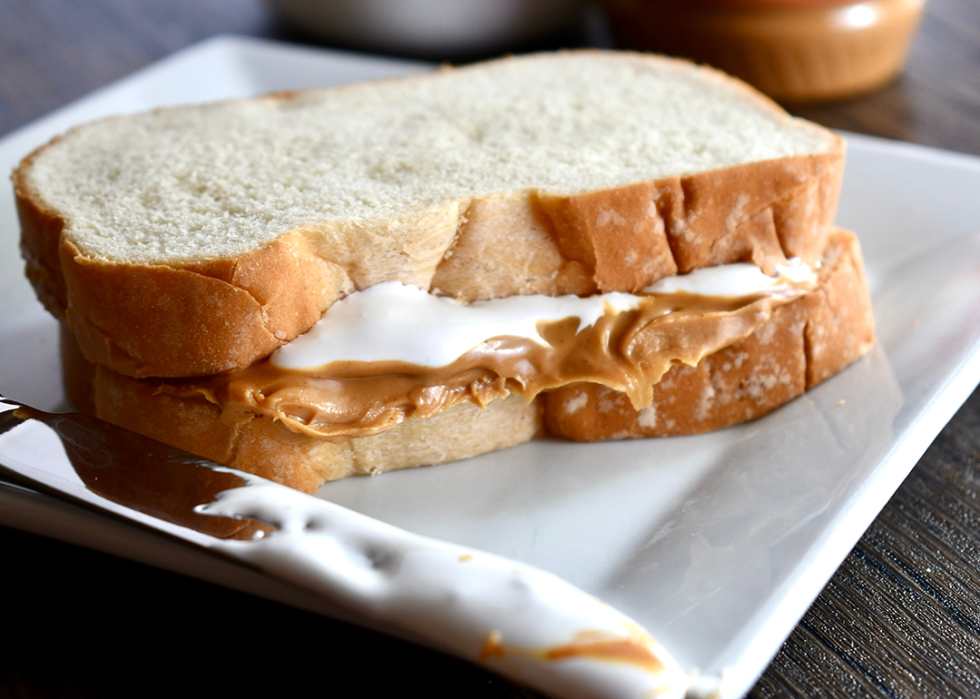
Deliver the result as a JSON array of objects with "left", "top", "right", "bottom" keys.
[
  {"left": 62, "top": 229, "right": 874, "bottom": 493},
  {"left": 17, "top": 51, "right": 844, "bottom": 378}
]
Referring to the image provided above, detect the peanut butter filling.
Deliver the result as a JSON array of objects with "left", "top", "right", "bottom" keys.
[{"left": 162, "top": 287, "right": 810, "bottom": 441}]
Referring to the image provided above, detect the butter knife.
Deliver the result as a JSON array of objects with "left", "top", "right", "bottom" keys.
[{"left": 0, "top": 395, "right": 692, "bottom": 699}]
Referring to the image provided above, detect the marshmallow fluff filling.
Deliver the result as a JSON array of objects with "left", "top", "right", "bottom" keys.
[{"left": 273, "top": 260, "right": 816, "bottom": 370}]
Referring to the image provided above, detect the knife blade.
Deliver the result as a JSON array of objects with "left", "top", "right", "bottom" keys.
[{"left": 0, "top": 395, "right": 691, "bottom": 699}]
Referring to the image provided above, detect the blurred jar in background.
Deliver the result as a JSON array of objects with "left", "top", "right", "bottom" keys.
[
  {"left": 604, "top": 0, "right": 928, "bottom": 102},
  {"left": 269, "top": 0, "right": 587, "bottom": 57}
]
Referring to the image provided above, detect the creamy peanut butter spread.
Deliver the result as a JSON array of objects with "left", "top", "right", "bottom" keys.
[{"left": 163, "top": 263, "right": 815, "bottom": 441}]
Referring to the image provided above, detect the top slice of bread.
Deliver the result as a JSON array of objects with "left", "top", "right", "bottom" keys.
[{"left": 14, "top": 50, "right": 845, "bottom": 378}]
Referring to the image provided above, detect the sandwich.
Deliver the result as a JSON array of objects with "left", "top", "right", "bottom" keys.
[{"left": 14, "top": 51, "right": 874, "bottom": 493}]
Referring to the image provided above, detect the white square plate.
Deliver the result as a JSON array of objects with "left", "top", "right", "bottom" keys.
[{"left": 3, "top": 35, "right": 980, "bottom": 699}]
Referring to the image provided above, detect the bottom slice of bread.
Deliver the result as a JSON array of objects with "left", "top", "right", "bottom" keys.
[{"left": 63, "top": 228, "right": 874, "bottom": 493}]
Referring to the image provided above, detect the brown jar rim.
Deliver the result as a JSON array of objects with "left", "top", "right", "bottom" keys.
[{"left": 683, "top": 0, "right": 885, "bottom": 5}]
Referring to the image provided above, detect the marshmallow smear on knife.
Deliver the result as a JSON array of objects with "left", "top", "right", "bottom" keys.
[{"left": 17, "top": 51, "right": 873, "bottom": 492}]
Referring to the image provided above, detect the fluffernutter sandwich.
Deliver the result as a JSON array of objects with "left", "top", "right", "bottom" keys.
[{"left": 14, "top": 51, "right": 874, "bottom": 492}]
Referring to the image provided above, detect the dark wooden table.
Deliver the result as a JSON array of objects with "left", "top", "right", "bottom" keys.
[{"left": 3, "top": 1, "right": 980, "bottom": 696}]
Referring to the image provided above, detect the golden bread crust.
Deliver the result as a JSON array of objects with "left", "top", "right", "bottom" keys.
[
  {"left": 57, "top": 232, "right": 345, "bottom": 377},
  {"left": 14, "top": 162, "right": 68, "bottom": 321}
]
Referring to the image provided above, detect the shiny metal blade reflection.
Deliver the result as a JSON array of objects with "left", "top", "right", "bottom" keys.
[{"left": 0, "top": 396, "right": 272, "bottom": 542}]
